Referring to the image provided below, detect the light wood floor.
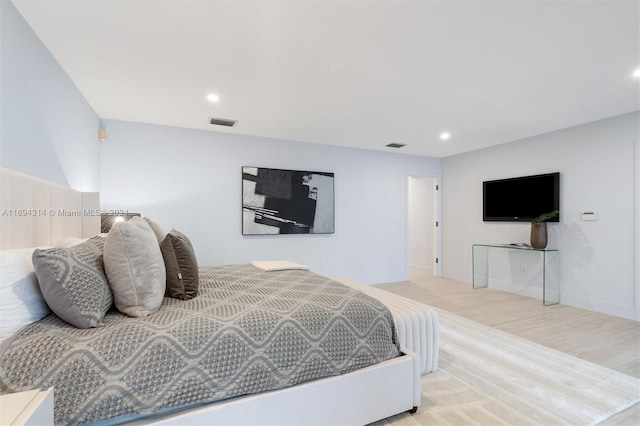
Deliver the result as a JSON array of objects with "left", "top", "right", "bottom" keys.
[{"left": 375, "top": 274, "right": 640, "bottom": 425}]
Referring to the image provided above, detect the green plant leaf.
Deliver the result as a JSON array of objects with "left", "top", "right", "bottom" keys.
[{"left": 531, "top": 210, "right": 559, "bottom": 224}]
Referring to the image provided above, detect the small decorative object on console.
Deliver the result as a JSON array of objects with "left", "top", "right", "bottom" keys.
[{"left": 530, "top": 210, "right": 559, "bottom": 249}]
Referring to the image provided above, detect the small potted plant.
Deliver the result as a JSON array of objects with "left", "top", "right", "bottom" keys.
[{"left": 530, "top": 210, "right": 559, "bottom": 249}]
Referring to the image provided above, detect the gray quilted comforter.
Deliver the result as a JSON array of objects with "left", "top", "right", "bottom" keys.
[{"left": 0, "top": 265, "right": 400, "bottom": 425}]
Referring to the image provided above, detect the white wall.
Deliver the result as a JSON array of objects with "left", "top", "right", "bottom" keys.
[
  {"left": 99, "top": 119, "right": 441, "bottom": 284},
  {"left": 408, "top": 176, "right": 434, "bottom": 275},
  {"left": 0, "top": 0, "right": 100, "bottom": 191},
  {"left": 442, "top": 112, "right": 639, "bottom": 320}
]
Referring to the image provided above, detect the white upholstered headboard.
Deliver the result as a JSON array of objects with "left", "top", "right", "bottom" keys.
[{"left": 0, "top": 167, "right": 100, "bottom": 249}]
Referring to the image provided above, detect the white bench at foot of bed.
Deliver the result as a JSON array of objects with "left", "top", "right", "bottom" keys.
[{"left": 335, "top": 277, "right": 440, "bottom": 375}]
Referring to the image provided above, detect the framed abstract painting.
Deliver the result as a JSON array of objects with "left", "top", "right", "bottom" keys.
[{"left": 242, "top": 166, "right": 335, "bottom": 235}]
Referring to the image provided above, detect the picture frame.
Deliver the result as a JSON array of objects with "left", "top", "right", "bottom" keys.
[{"left": 242, "top": 166, "right": 335, "bottom": 235}]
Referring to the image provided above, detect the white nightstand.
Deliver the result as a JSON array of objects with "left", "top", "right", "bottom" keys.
[{"left": 0, "top": 388, "right": 54, "bottom": 426}]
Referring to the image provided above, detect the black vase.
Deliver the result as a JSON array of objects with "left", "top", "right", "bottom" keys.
[{"left": 530, "top": 222, "right": 548, "bottom": 249}]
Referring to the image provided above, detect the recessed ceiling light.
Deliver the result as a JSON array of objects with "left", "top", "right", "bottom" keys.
[
  {"left": 633, "top": 68, "right": 640, "bottom": 78},
  {"left": 386, "top": 143, "right": 406, "bottom": 148},
  {"left": 207, "top": 93, "right": 220, "bottom": 103},
  {"left": 440, "top": 132, "right": 451, "bottom": 140}
]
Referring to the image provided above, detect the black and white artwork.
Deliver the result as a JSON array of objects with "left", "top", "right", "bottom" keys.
[{"left": 242, "top": 166, "right": 335, "bottom": 235}]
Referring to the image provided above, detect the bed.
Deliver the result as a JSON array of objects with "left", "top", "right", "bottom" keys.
[
  {"left": 336, "top": 277, "right": 439, "bottom": 376},
  {"left": 0, "top": 167, "right": 438, "bottom": 425}
]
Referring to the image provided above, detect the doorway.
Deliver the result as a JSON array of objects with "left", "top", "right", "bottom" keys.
[{"left": 407, "top": 175, "right": 440, "bottom": 278}]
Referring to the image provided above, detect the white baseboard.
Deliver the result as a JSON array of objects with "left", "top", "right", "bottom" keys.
[
  {"left": 442, "top": 273, "right": 637, "bottom": 321},
  {"left": 559, "top": 294, "right": 636, "bottom": 321}
]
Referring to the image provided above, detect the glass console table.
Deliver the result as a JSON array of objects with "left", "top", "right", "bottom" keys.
[{"left": 472, "top": 244, "right": 559, "bottom": 305}]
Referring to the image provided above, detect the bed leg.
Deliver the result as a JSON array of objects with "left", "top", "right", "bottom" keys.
[{"left": 409, "top": 407, "right": 418, "bottom": 414}]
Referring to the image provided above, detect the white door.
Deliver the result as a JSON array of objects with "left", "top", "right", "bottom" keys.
[{"left": 407, "top": 176, "right": 439, "bottom": 277}]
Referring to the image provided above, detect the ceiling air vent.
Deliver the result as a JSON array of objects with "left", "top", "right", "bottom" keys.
[
  {"left": 386, "top": 143, "right": 406, "bottom": 148},
  {"left": 209, "top": 117, "right": 238, "bottom": 127}
]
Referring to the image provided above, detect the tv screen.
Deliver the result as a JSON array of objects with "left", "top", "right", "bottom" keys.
[{"left": 483, "top": 172, "right": 560, "bottom": 222}]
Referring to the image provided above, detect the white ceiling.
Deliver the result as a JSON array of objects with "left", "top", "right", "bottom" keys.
[{"left": 13, "top": 0, "right": 640, "bottom": 158}]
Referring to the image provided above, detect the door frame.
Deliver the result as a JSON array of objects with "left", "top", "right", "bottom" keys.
[
  {"left": 406, "top": 173, "right": 442, "bottom": 278},
  {"left": 635, "top": 139, "right": 639, "bottom": 321}
]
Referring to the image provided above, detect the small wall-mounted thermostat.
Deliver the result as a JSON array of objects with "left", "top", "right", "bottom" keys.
[{"left": 581, "top": 212, "right": 598, "bottom": 221}]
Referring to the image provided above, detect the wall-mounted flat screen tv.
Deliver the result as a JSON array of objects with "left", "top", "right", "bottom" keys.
[{"left": 483, "top": 172, "right": 560, "bottom": 222}]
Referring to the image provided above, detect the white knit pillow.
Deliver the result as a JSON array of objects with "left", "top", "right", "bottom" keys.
[{"left": 104, "top": 217, "right": 166, "bottom": 317}]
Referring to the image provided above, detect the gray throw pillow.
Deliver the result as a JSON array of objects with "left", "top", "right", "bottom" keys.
[
  {"left": 143, "top": 216, "right": 167, "bottom": 242},
  {"left": 160, "top": 230, "right": 199, "bottom": 300},
  {"left": 104, "top": 216, "right": 166, "bottom": 317},
  {"left": 32, "top": 235, "right": 112, "bottom": 328}
]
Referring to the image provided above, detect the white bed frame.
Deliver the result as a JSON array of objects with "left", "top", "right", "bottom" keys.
[
  {"left": 0, "top": 167, "right": 421, "bottom": 425},
  {"left": 132, "top": 352, "right": 420, "bottom": 426}
]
